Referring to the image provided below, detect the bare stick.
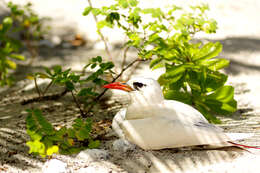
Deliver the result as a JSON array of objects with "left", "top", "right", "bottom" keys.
[
  {"left": 121, "top": 46, "right": 130, "bottom": 70},
  {"left": 42, "top": 80, "right": 53, "bottom": 96},
  {"left": 125, "top": 60, "right": 142, "bottom": 81},
  {"left": 71, "top": 90, "right": 86, "bottom": 117},
  {"left": 87, "top": 0, "right": 113, "bottom": 62},
  {"left": 34, "top": 77, "right": 42, "bottom": 97}
]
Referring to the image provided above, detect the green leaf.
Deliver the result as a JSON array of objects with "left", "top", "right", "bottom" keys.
[
  {"left": 100, "top": 62, "right": 114, "bottom": 70},
  {"left": 195, "top": 103, "right": 221, "bottom": 124},
  {"left": 45, "top": 67, "right": 52, "bottom": 76},
  {"left": 65, "top": 81, "right": 74, "bottom": 91},
  {"left": 92, "top": 56, "right": 102, "bottom": 63},
  {"left": 3, "top": 17, "right": 13, "bottom": 29},
  {"left": 6, "top": 60, "right": 16, "bottom": 69},
  {"left": 46, "top": 145, "right": 59, "bottom": 155},
  {"left": 142, "top": 8, "right": 164, "bottom": 20},
  {"left": 78, "top": 88, "right": 92, "bottom": 96},
  {"left": 204, "top": 71, "right": 227, "bottom": 92},
  {"left": 205, "top": 86, "right": 237, "bottom": 114},
  {"left": 53, "top": 65, "right": 62, "bottom": 74},
  {"left": 26, "top": 109, "right": 54, "bottom": 135},
  {"left": 163, "top": 89, "right": 192, "bottom": 105},
  {"left": 206, "top": 85, "right": 234, "bottom": 103},
  {"left": 26, "top": 129, "right": 42, "bottom": 141},
  {"left": 83, "top": 6, "right": 92, "bottom": 16},
  {"left": 26, "top": 140, "right": 46, "bottom": 157},
  {"left": 150, "top": 57, "right": 163, "bottom": 69},
  {"left": 117, "top": 0, "right": 129, "bottom": 8},
  {"left": 204, "top": 99, "right": 237, "bottom": 115},
  {"left": 194, "top": 42, "right": 222, "bottom": 62},
  {"left": 76, "top": 128, "right": 90, "bottom": 141},
  {"left": 97, "top": 20, "right": 113, "bottom": 29},
  {"left": 88, "top": 140, "right": 100, "bottom": 149},
  {"left": 200, "top": 58, "right": 229, "bottom": 71},
  {"left": 158, "top": 64, "right": 187, "bottom": 85},
  {"left": 106, "top": 12, "right": 120, "bottom": 24},
  {"left": 36, "top": 72, "right": 49, "bottom": 79},
  {"left": 9, "top": 54, "right": 25, "bottom": 60},
  {"left": 129, "top": 0, "right": 138, "bottom": 7}
]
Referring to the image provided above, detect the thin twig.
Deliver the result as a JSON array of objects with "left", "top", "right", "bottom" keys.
[
  {"left": 42, "top": 80, "right": 53, "bottom": 96},
  {"left": 71, "top": 90, "right": 86, "bottom": 117},
  {"left": 125, "top": 60, "right": 142, "bottom": 81},
  {"left": 34, "top": 77, "right": 42, "bottom": 97},
  {"left": 121, "top": 46, "right": 130, "bottom": 70},
  {"left": 87, "top": 0, "right": 113, "bottom": 62}
]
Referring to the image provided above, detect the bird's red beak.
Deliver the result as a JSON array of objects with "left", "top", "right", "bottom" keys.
[{"left": 103, "top": 82, "right": 133, "bottom": 92}]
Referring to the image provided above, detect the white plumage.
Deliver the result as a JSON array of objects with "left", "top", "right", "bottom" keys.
[{"left": 104, "top": 77, "right": 251, "bottom": 150}]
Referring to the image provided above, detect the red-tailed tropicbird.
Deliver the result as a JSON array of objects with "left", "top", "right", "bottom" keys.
[{"left": 104, "top": 77, "right": 258, "bottom": 150}]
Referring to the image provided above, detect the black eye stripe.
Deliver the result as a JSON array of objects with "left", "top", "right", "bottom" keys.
[{"left": 133, "top": 82, "right": 146, "bottom": 90}]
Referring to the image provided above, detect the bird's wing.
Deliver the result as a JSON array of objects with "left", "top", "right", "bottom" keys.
[
  {"left": 162, "top": 100, "right": 209, "bottom": 123},
  {"left": 121, "top": 115, "right": 230, "bottom": 150}
]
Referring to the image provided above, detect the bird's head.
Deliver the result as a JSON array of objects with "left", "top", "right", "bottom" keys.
[{"left": 103, "top": 77, "right": 164, "bottom": 104}]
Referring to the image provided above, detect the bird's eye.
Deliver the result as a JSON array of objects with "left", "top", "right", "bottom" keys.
[{"left": 133, "top": 82, "right": 146, "bottom": 90}]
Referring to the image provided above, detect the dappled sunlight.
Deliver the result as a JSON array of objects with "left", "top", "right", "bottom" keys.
[{"left": 107, "top": 77, "right": 260, "bottom": 172}]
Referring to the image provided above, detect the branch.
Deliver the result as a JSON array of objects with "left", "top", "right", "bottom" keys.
[
  {"left": 34, "top": 77, "right": 42, "bottom": 97},
  {"left": 71, "top": 90, "right": 86, "bottom": 117},
  {"left": 121, "top": 46, "right": 130, "bottom": 71},
  {"left": 42, "top": 80, "right": 53, "bottom": 96},
  {"left": 87, "top": 0, "right": 113, "bottom": 62}
]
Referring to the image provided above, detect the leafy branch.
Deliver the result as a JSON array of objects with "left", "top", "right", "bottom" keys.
[
  {"left": 26, "top": 109, "right": 99, "bottom": 157},
  {"left": 83, "top": 0, "right": 237, "bottom": 123}
]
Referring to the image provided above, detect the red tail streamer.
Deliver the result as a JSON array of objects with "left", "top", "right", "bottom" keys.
[{"left": 228, "top": 141, "right": 260, "bottom": 149}]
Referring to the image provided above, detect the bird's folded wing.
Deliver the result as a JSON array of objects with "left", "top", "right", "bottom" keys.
[{"left": 121, "top": 115, "right": 230, "bottom": 150}]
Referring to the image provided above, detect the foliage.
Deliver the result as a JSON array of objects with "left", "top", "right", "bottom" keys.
[
  {"left": 0, "top": 16, "right": 25, "bottom": 85},
  {"left": 0, "top": 2, "right": 49, "bottom": 86},
  {"left": 28, "top": 56, "right": 114, "bottom": 109},
  {"left": 26, "top": 56, "right": 114, "bottom": 157},
  {"left": 7, "top": 2, "right": 49, "bottom": 41},
  {"left": 26, "top": 109, "right": 99, "bottom": 157},
  {"left": 83, "top": 0, "right": 237, "bottom": 123}
]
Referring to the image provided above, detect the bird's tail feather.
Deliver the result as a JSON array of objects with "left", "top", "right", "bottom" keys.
[{"left": 228, "top": 141, "right": 260, "bottom": 149}]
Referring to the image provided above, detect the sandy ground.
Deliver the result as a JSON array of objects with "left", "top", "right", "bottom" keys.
[{"left": 1, "top": 0, "right": 260, "bottom": 172}]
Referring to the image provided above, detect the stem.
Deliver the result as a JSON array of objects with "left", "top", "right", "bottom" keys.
[
  {"left": 42, "top": 80, "right": 53, "bottom": 96},
  {"left": 121, "top": 46, "right": 130, "bottom": 70},
  {"left": 34, "top": 77, "right": 42, "bottom": 97},
  {"left": 71, "top": 90, "right": 86, "bottom": 117},
  {"left": 87, "top": 0, "right": 113, "bottom": 63},
  {"left": 125, "top": 60, "right": 142, "bottom": 81}
]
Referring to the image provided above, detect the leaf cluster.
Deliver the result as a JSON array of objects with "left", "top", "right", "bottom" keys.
[
  {"left": 83, "top": 0, "right": 237, "bottom": 122},
  {"left": 26, "top": 109, "right": 100, "bottom": 157},
  {"left": 7, "top": 2, "right": 50, "bottom": 41},
  {"left": 0, "top": 2, "right": 49, "bottom": 86},
  {"left": 28, "top": 56, "right": 114, "bottom": 110},
  {"left": 26, "top": 56, "right": 114, "bottom": 157},
  {"left": 0, "top": 16, "right": 25, "bottom": 85}
]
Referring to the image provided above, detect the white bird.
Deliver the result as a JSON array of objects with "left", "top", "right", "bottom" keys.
[{"left": 103, "top": 77, "right": 256, "bottom": 150}]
